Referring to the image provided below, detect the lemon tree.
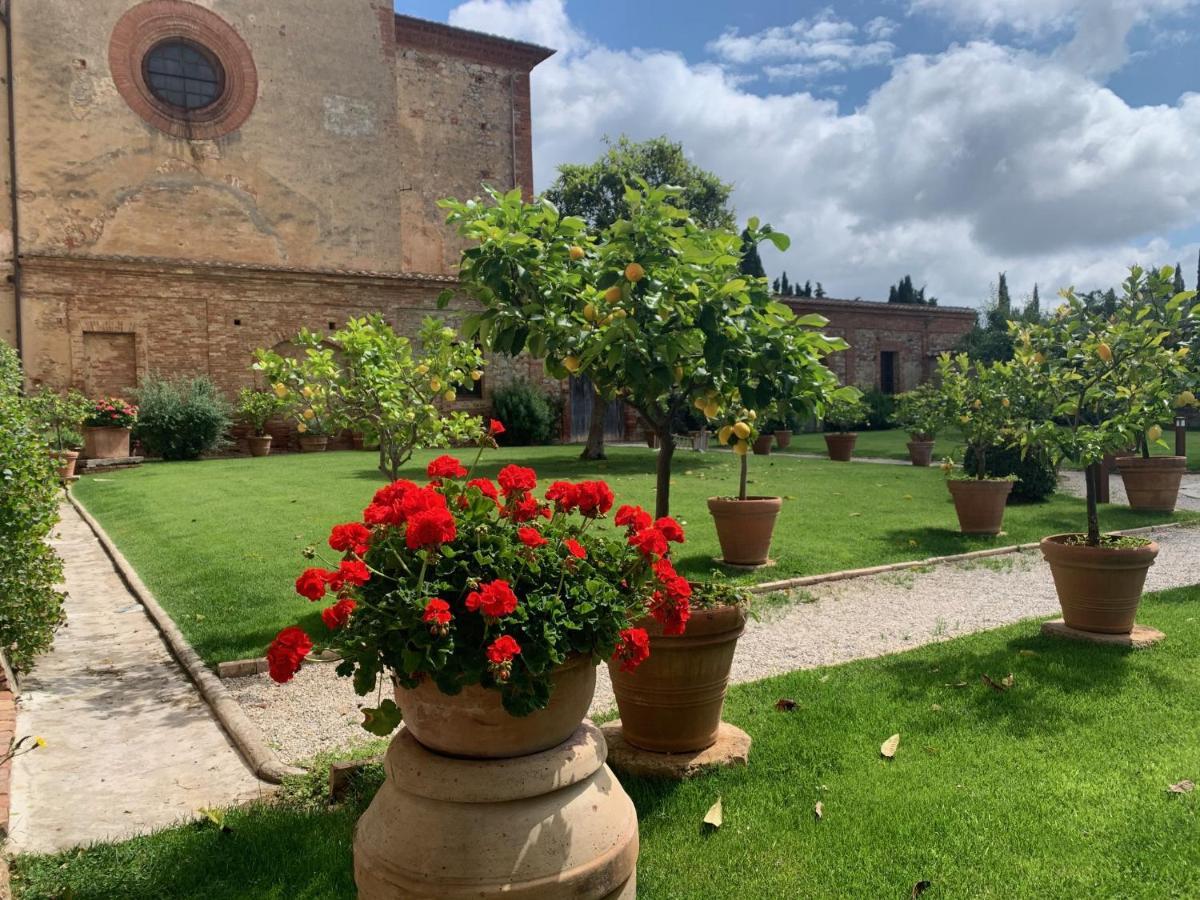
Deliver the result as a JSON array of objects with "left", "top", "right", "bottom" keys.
[
  {"left": 891, "top": 382, "right": 949, "bottom": 441},
  {"left": 254, "top": 316, "right": 484, "bottom": 479},
  {"left": 442, "top": 183, "right": 847, "bottom": 517},
  {"left": 936, "top": 353, "right": 1034, "bottom": 479}
]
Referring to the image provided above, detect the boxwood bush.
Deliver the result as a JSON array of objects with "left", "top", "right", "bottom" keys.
[
  {"left": 492, "top": 380, "right": 557, "bottom": 445},
  {"left": 964, "top": 441, "right": 1058, "bottom": 503},
  {"left": 133, "top": 375, "right": 232, "bottom": 461},
  {"left": 0, "top": 343, "right": 65, "bottom": 672}
]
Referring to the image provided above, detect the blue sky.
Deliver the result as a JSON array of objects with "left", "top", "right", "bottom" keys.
[{"left": 398, "top": 1, "right": 1200, "bottom": 306}]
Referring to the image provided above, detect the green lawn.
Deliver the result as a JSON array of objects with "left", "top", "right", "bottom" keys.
[
  {"left": 15, "top": 586, "right": 1200, "bottom": 899},
  {"left": 71, "top": 446, "right": 1193, "bottom": 665}
]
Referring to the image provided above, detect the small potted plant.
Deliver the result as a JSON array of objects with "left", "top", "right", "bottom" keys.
[
  {"left": 707, "top": 406, "right": 782, "bottom": 566},
  {"left": 822, "top": 394, "right": 867, "bottom": 461},
  {"left": 1022, "top": 266, "right": 1197, "bottom": 633},
  {"left": 891, "top": 382, "right": 946, "bottom": 466},
  {"left": 82, "top": 396, "right": 138, "bottom": 460},
  {"left": 237, "top": 388, "right": 283, "bottom": 457},
  {"left": 270, "top": 380, "right": 333, "bottom": 452},
  {"left": 937, "top": 353, "right": 1023, "bottom": 535},
  {"left": 772, "top": 412, "right": 796, "bottom": 450},
  {"left": 27, "top": 387, "right": 91, "bottom": 479}
]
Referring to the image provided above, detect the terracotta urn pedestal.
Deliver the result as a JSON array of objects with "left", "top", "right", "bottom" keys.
[{"left": 354, "top": 659, "right": 638, "bottom": 898}]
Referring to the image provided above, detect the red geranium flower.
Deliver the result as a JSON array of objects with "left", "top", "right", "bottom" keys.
[
  {"left": 321, "top": 598, "right": 357, "bottom": 630},
  {"left": 505, "top": 494, "right": 545, "bottom": 523},
  {"left": 574, "top": 481, "right": 614, "bottom": 517},
  {"left": 498, "top": 464, "right": 537, "bottom": 496},
  {"left": 614, "top": 504, "right": 652, "bottom": 532},
  {"left": 364, "top": 479, "right": 419, "bottom": 526},
  {"left": 488, "top": 418, "right": 505, "bottom": 435},
  {"left": 654, "top": 516, "right": 685, "bottom": 544},
  {"left": 400, "top": 485, "right": 448, "bottom": 521},
  {"left": 564, "top": 538, "right": 587, "bottom": 559},
  {"left": 612, "top": 627, "right": 651, "bottom": 672},
  {"left": 466, "top": 477, "right": 500, "bottom": 502},
  {"left": 427, "top": 455, "right": 467, "bottom": 479},
  {"left": 465, "top": 579, "right": 519, "bottom": 617},
  {"left": 267, "top": 626, "right": 313, "bottom": 683},
  {"left": 333, "top": 559, "right": 370, "bottom": 589},
  {"left": 545, "top": 481, "right": 578, "bottom": 512},
  {"left": 295, "top": 567, "right": 333, "bottom": 601},
  {"left": 405, "top": 506, "right": 457, "bottom": 550},
  {"left": 650, "top": 588, "right": 691, "bottom": 636},
  {"left": 628, "top": 526, "right": 668, "bottom": 560},
  {"left": 423, "top": 598, "right": 452, "bottom": 625},
  {"left": 652, "top": 557, "right": 679, "bottom": 583},
  {"left": 518, "top": 526, "right": 548, "bottom": 548},
  {"left": 486, "top": 634, "right": 521, "bottom": 664},
  {"left": 329, "top": 522, "right": 371, "bottom": 556}
]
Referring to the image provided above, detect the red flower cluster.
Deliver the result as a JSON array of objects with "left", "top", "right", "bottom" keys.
[
  {"left": 486, "top": 635, "right": 522, "bottom": 680},
  {"left": 498, "top": 464, "right": 537, "bottom": 496},
  {"left": 467, "top": 477, "right": 499, "bottom": 503},
  {"left": 564, "top": 538, "right": 587, "bottom": 559},
  {"left": 620, "top": 505, "right": 685, "bottom": 562},
  {"left": 423, "top": 598, "right": 452, "bottom": 635},
  {"left": 488, "top": 418, "right": 506, "bottom": 435},
  {"left": 329, "top": 522, "right": 371, "bottom": 557},
  {"left": 427, "top": 455, "right": 468, "bottom": 479},
  {"left": 295, "top": 567, "right": 331, "bottom": 601},
  {"left": 518, "top": 526, "right": 548, "bottom": 548},
  {"left": 649, "top": 558, "right": 692, "bottom": 635},
  {"left": 612, "top": 627, "right": 651, "bottom": 672},
  {"left": 321, "top": 598, "right": 357, "bottom": 630},
  {"left": 406, "top": 505, "right": 457, "bottom": 550},
  {"left": 615, "top": 504, "right": 652, "bottom": 532},
  {"left": 267, "top": 626, "right": 312, "bottom": 683},
  {"left": 295, "top": 560, "right": 371, "bottom": 601},
  {"left": 574, "top": 481, "right": 615, "bottom": 518},
  {"left": 465, "top": 579, "right": 519, "bottom": 618}
]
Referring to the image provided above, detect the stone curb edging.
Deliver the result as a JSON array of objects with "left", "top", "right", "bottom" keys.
[
  {"left": 66, "top": 492, "right": 304, "bottom": 784},
  {"left": 748, "top": 522, "right": 1182, "bottom": 595}
]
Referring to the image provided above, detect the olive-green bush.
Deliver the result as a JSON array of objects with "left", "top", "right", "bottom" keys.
[{"left": 133, "top": 374, "right": 231, "bottom": 461}]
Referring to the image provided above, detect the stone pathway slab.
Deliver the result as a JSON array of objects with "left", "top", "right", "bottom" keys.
[{"left": 8, "top": 502, "right": 269, "bottom": 855}]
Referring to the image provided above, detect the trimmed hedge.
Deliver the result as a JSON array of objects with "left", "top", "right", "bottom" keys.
[
  {"left": 492, "top": 380, "right": 557, "bottom": 446},
  {"left": 133, "top": 375, "right": 231, "bottom": 461}
]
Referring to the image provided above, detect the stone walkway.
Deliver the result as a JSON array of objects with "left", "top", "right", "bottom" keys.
[
  {"left": 1058, "top": 469, "right": 1200, "bottom": 512},
  {"left": 8, "top": 502, "right": 269, "bottom": 855}
]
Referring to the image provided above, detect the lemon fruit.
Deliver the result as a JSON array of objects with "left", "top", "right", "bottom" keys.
[
  {"left": 718, "top": 425, "right": 733, "bottom": 444},
  {"left": 733, "top": 439, "right": 749, "bottom": 456},
  {"left": 732, "top": 421, "right": 751, "bottom": 440},
  {"left": 563, "top": 356, "right": 581, "bottom": 374},
  {"left": 569, "top": 245, "right": 585, "bottom": 261},
  {"left": 1148, "top": 424, "right": 1163, "bottom": 442},
  {"left": 1097, "top": 342, "right": 1113, "bottom": 362},
  {"left": 584, "top": 303, "right": 597, "bottom": 322},
  {"left": 604, "top": 286, "right": 622, "bottom": 304},
  {"left": 625, "top": 262, "right": 645, "bottom": 282},
  {"left": 443, "top": 389, "right": 457, "bottom": 403}
]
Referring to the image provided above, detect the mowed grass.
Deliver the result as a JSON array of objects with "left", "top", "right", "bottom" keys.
[
  {"left": 14, "top": 586, "right": 1200, "bottom": 899},
  {"left": 71, "top": 445, "right": 1193, "bottom": 665}
]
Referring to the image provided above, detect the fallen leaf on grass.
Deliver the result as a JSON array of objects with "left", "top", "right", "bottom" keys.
[
  {"left": 1019, "top": 649, "right": 1038, "bottom": 657},
  {"left": 775, "top": 698, "right": 798, "bottom": 712},
  {"left": 945, "top": 681, "right": 969, "bottom": 688},
  {"left": 814, "top": 801, "right": 824, "bottom": 821},
  {"left": 981, "top": 673, "right": 1014, "bottom": 692},
  {"left": 819, "top": 674, "right": 831, "bottom": 683},
  {"left": 199, "top": 807, "right": 232, "bottom": 833},
  {"left": 911, "top": 880, "right": 932, "bottom": 898},
  {"left": 881, "top": 733, "right": 901, "bottom": 759},
  {"left": 849, "top": 512, "right": 862, "bottom": 517},
  {"left": 1168, "top": 780, "right": 1195, "bottom": 794},
  {"left": 930, "top": 704, "right": 943, "bottom": 711},
  {"left": 703, "top": 798, "right": 723, "bottom": 830}
]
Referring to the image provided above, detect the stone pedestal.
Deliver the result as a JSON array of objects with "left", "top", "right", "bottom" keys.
[
  {"left": 600, "top": 720, "right": 751, "bottom": 781},
  {"left": 1040, "top": 619, "right": 1165, "bottom": 648},
  {"left": 354, "top": 722, "right": 638, "bottom": 899}
]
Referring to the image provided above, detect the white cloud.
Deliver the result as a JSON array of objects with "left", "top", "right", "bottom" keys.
[
  {"left": 448, "top": 0, "right": 587, "bottom": 53},
  {"left": 707, "top": 10, "right": 895, "bottom": 80},
  {"left": 865, "top": 16, "right": 900, "bottom": 40},
  {"left": 446, "top": 0, "right": 1200, "bottom": 306}
]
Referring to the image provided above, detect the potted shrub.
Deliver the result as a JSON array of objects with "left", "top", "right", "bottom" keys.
[
  {"left": 1117, "top": 421, "right": 1193, "bottom": 511},
  {"left": 822, "top": 394, "right": 867, "bottom": 461},
  {"left": 707, "top": 407, "right": 781, "bottom": 566},
  {"left": 266, "top": 426, "right": 692, "bottom": 896},
  {"left": 27, "top": 387, "right": 90, "bottom": 479},
  {"left": 891, "top": 382, "right": 946, "bottom": 466},
  {"left": 81, "top": 397, "right": 137, "bottom": 459},
  {"left": 937, "top": 353, "right": 1025, "bottom": 535},
  {"left": 238, "top": 388, "right": 282, "bottom": 457},
  {"left": 1022, "top": 266, "right": 1197, "bottom": 633},
  {"left": 607, "top": 578, "right": 750, "bottom": 753},
  {"left": 772, "top": 412, "right": 796, "bottom": 450}
]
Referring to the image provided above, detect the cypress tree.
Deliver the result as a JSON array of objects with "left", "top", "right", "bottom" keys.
[
  {"left": 780, "top": 271, "right": 791, "bottom": 297},
  {"left": 1024, "top": 283, "right": 1040, "bottom": 321},
  {"left": 772, "top": 277, "right": 780, "bottom": 294},
  {"left": 815, "top": 282, "right": 826, "bottom": 298},
  {"left": 1174, "top": 262, "right": 1185, "bottom": 295},
  {"left": 803, "top": 280, "right": 812, "bottom": 297},
  {"left": 997, "top": 272, "right": 1011, "bottom": 316},
  {"left": 888, "top": 284, "right": 898, "bottom": 303}
]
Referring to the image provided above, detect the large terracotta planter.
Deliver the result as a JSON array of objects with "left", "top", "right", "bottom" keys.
[
  {"left": 298, "top": 434, "right": 328, "bottom": 453},
  {"left": 607, "top": 604, "right": 746, "bottom": 753},
  {"left": 354, "top": 723, "right": 637, "bottom": 899},
  {"left": 247, "top": 435, "right": 272, "bottom": 457},
  {"left": 774, "top": 429, "right": 793, "bottom": 450},
  {"left": 751, "top": 434, "right": 773, "bottom": 456},
  {"left": 1117, "top": 456, "right": 1186, "bottom": 512},
  {"left": 824, "top": 432, "right": 857, "bottom": 461},
  {"left": 1041, "top": 534, "right": 1159, "bottom": 634},
  {"left": 83, "top": 426, "right": 130, "bottom": 459},
  {"left": 947, "top": 478, "right": 1012, "bottom": 534},
  {"left": 907, "top": 437, "right": 935, "bottom": 467},
  {"left": 707, "top": 495, "right": 782, "bottom": 566},
  {"left": 50, "top": 450, "right": 79, "bottom": 479},
  {"left": 394, "top": 654, "right": 596, "bottom": 758}
]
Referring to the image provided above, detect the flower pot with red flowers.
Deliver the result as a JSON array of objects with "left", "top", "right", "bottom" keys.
[
  {"left": 822, "top": 395, "right": 867, "bottom": 461},
  {"left": 892, "top": 382, "right": 948, "bottom": 467},
  {"left": 82, "top": 397, "right": 137, "bottom": 459},
  {"left": 27, "top": 386, "right": 91, "bottom": 479},
  {"left": 1022, "top": 266, "right": 1199, "bottom": 635},
  {"left": 707, "top": 406, "right": 789, "bottom": 567},
  {"left": 267, "top": 424, "right": 701, "bottom": 899}
]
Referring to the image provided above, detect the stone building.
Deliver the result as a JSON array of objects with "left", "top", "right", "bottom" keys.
[
  {"left": 0, "top": 0, "right": 555, "bottom": 434},
  {"left": 783, "top": 297, "right": 977, "bottom": 395}
]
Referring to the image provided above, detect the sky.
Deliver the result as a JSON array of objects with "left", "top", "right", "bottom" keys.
[{"left": 397, "top": 0, "right": 1200, "bottom": 308}]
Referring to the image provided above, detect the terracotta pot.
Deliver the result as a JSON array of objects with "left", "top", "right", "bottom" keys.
[
  {"left": 774, "top": 429, "right": 793, "bottom": 449},
  {"left": 707, "top": 495, "right": 782, "bottom": 566},
  {"left": 394, "top": 654, "right": 596, "bottom": 758},
  {"left": 298, "top": 435, "right": 328, "bottom": 453},
  {"left": 824, "top": 432, "right": 857, "bottom": 461},
  {"left": 907, "top": 439, "right": 935, "bottom": 467},
  {"left": 751, "top": 434, "right": 773, "bottom": 456},
  {"left": 1041, "top": 534, "right": 1159, "bottom": 634},
  {"left": 1117, "top": 456, "right": 1186, "bottom": 512},
  {"left": 607, "top": 604, "right": 746, "bottom": 753},
  {"left": 50, "top": 449, "right": 79, "bottom": 479},
  {"left": 247, "top": 435, "right": 272, "bottom": 457},
  {"left": 946, "top": 478, "right": 1012, "bottom": 534},
  {"left": 83, "top": 426, "right": 130, "bottom": 460},
  {"left": 354, "top": 723, "right": 637, "bottom": 899}
]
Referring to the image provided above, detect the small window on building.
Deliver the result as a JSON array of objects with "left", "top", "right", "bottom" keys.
[
  {"left": 143, "top": 40, "right": 225, "bottom": 112},
  {"left": 880, "top": 351, "right": 898, "bottom": 395}
]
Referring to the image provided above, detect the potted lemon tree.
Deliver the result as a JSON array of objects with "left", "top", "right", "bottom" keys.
[
  {"left": 822, "top": 393, "right": 868, "bottom": 461},
  {"left": 1020, "top": 266, "right": 1197, "bottom": 633},
  {"left": 28, "top": 387, "right": 91, "bottom": 479},
  {"left": 237, "top": 388, "right": 283, "bottom": 457},
  {"left": 891, "top": 382, "right": 947, "bottom": 466}
]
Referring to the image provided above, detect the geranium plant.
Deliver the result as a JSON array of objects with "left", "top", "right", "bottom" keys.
[
  {"left": 83, "top": 397, "right": 137, "bottom": 429},
  {"left": 891, "top": 382, "right": 947, "bottom": 441},
  {"left": 266, "top": 422, "right": 695, "bottom": 734},
  {"left": 237, "top": 388, "right": 284, "bottom": 437}
]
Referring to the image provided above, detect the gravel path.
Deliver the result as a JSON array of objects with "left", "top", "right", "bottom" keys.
[
  {"left": 1058, "top": 469, "right": 1200, "bottom": 511},
  {"left": 227, "top": 523, "right": 1200, "bottom": 765}
]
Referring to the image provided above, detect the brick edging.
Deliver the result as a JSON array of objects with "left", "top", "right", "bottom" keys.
[
  {"left": 66, "top": 492, "right": 303, "bottom": 784},
  {"left": 749, "top": 522, "right": 1182, "bottom": 595}
]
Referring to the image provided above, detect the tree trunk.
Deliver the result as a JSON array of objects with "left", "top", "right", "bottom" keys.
[
  {"left": 654, "top": 427, "right": 675, "bottom": 519},
  {"left": 738, "top": 452, "right": 748, "bottom": 501},
  {"left": 580, "top": 390, "right": 608, "bottom": 461},
  {"left": 1085, "top": 462, "right": 1101, "bottom": 545}
]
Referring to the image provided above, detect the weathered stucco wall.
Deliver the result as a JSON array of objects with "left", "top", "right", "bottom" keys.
[{"left": 0, "top": 17, "right": 15, "bottom": 350}]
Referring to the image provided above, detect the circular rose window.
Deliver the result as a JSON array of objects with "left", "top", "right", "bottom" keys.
[{"left": 109, "top": 1, "right": 257, "bottom": 140}]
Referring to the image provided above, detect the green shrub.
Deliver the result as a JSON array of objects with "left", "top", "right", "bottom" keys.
[
  {"left": 133, "top": 375, "right": 232, "bottom": 461},
  {"left": 862, "top": 388, "right": 896, "bottom": 430},
  {"left": 964, "top": 442, "right": 1058, "bottom": 503},
  {"left": 492, "top": 380, "right": 556, "bottom": 445},
  {"left": 0, "top": 343, "right": 65, "bottom": 672}
]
